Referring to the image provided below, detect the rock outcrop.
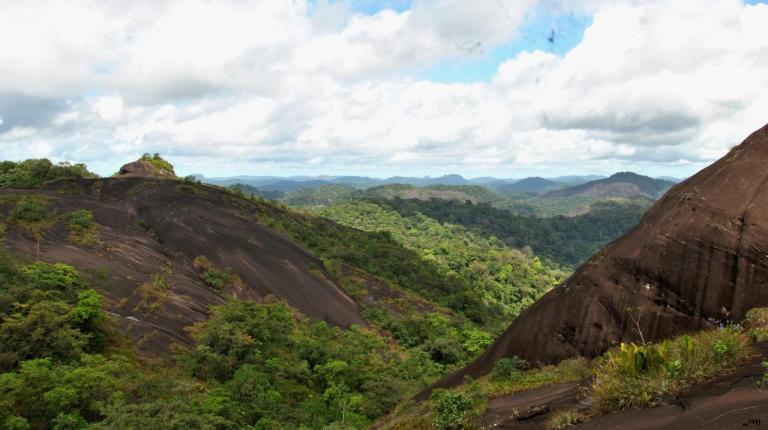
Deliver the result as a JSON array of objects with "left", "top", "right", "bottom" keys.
[
  {"left": 0, "top": 177, "right": 366, "bottom": 353},
  {"left": 118, "top": 155, "right": 176, "bottom": 178},
  {"left": 423, "top": 122, "right": 768, "bottom": 394}
]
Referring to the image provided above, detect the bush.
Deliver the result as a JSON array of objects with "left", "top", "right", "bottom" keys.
[
  {"left": 430, "top": 389, "right": 475, "bottom": 430},
  {"left": 140, "top": 153, "right": 175, "bottom": 176},
  {"left": 745, "top": 307, "right": 768, "bottom": 342},
  {"left": 192, "top": 256, "right": 212, "bottom": 272},
  {"left": 491, "top": 356, "right": 529, "bottom": 381},
  {"left": 590, "top": 326, "right": 749, "bottom": 412},
  {"left": 63, "top": 209, "right": 97, "bottom": 245},
  {"left": 192, "top": 256, "right": 243, "bottom": 292},
  {"left": 486, "top": 357, "right": 590, "bottom": 398},
  {"left": 10, "top": 197, "right": 50, "bottom": 224},
  {"left": 23, "top": 262, "right": 85, "bottom": 297},
  {"left": 133, "top": 275, "right": 170, "bottom": 314},
  {"left": 0, "top": 159, "right": 96, "bottom": 189}
]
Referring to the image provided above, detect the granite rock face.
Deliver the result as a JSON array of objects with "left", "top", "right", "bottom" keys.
[
  {"left": 118, "top": 159, "right": 176, "bottom": 178},
  {"left": 423, "top": 122, "right": 768, "bottom": 394},
  {"left": 0, "top": 178, "right": 367, "bottom": 353}
]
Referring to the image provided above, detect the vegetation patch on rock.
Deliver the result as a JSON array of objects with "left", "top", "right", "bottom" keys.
[
  {"left": 62, "top": 209, "right": 98, "bottom": 245},
  {"left": 192, "top": 255, "right": 245, "bottom": 292}
]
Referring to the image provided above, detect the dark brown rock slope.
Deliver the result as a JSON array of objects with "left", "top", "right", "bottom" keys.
[
  {"left": 0, "top": 178, "right": 366, "bottom": 352},
  {"left": 424, "top": 122, "right": 768, "bottom": 393}
]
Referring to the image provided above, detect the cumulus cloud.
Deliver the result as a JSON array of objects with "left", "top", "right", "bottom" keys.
[{"left": 0, "top": 0, "right": 766, "bottom": 177}]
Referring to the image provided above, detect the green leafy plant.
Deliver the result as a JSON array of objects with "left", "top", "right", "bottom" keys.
[
  {"left": 491, "top": 356, "right": 529, "bottom": 381},
  {"left": 7, "top": 196, "right": 54, "bottom": 257},
  {"left": 713, "top": 340, "right": 728, "bottom": 362},
  {"left": 0, "top": 159, "right": 96, "bottom": 189},
  {"left": 10, "top": 197, "right": 50, "bottom": 224},
  {"left": 591, "top": 326, "right": 749, "bottom": 412},
  {"left": 430, "top": 389, "right": 475, "bottom": 430},
  {"left": 62, "top": 209, "right": 98, "bottom": 245},
  {"left": 192, "top": 255, "right": 244, "bottom": 292},
  {"left": 761, "top": 360, "right": 768, "bottom": 387}
]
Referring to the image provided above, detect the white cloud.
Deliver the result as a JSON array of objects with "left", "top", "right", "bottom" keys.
[{"left": 0, "top": 0, "right": 766, "bottom": 177}]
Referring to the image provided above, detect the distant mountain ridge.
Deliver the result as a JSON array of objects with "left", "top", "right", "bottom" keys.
[
  {"left": 496, "top": 177, "right": 568, "bottom": 194},
  {"left": 202, "top": 173, "right": 647, "bottom": 193},
  {"left": 545, "top": 172, "right": 675, "bottom": 199}
]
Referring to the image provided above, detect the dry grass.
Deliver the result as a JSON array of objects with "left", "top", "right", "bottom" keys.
[{"left": 547, "top": 408, "right": 584, "bottom": 430}]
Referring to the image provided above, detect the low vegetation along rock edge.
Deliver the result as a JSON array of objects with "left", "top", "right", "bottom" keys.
[{"left": 377, "top": 314, "right": 764, "bottom": 429}]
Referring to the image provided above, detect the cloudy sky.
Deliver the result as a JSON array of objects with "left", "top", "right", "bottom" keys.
[{"left": 1, "top": 0, "right": 767, "bottom": 178}]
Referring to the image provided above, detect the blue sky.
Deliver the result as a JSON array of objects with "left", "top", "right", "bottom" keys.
[{"left": 422, "top": 10, "right": 592, "bottom": 83}]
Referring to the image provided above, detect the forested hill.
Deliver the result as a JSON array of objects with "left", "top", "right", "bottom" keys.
[
  {"left": 545, "top": 172, "right": 675, "bottom": 199},
  {"left": 494, "top": 177, "right": 567, "bottom": 194},
  {"left": 377, "top": 197, "right": 651, "bottom": 267},
  {"left": 0, "top": 156, "right": 565, "bottom": 428}
]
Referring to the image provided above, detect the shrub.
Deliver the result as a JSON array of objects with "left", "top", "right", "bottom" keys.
[
  {"left": 133, "top": 275, "right": 170, "bottom": 314},
  {"left": 192, "top": 256, "right": 243, "bottom": 292},
  {"left": 761, "top": 360, "right": 768, "bottom": 387},
  {"left": 590, "top": 326, "right": 749, "bottom": 412},
  {"left": 139, "top": 153, "right": 175, "bottom": 176},
  {"left": 201, "top": 269, "right": 230, "bottom": 290},
  {"left": 486, "top": 357, "right": 590, "bottom": 397},
  {"left": 135, "top": 219, "right": 150, "bottom": 231},
  {"left": 23, "top": 262, "right": 84, "bottom": 296},
  {"left": 10, "top": 197, "right": 50, "bottom": 224},
  {"left": 63, "top": 209, "right": 97, "bottom": 245},
  {"left": 745, "top": 307, "right": 768, "bottom": 342},
  {"left": 192, "top": 256, "right": 213, "bottom": 272},
  {"left": 8, "top": 197, "right": 53, "bottom": 255},
  {"left": 430, "top": 389, "right": 474, "bottom": 430},
  {"left": 547, "top": 408, "right": 584, "bottom": 430},
  {"left": 491, "top": 356, "right": 529, "bottom": 381}
]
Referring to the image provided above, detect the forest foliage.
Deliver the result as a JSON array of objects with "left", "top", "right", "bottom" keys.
[
  {"left": 0, "top": 248, "right": 455, "bottom": 429},
  {"left": 379, "top": 197, "right": 649, "bottom": 267},
  {"left": 0, "top": 159, "right": 97, "bottom": 189},
  {"left": 311, "top": 201, "right": 566, "bottom": 328}
]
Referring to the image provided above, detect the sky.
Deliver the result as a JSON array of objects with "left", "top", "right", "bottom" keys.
[{"left": 0, "top": 0, "right": 767, "bottom": 179}]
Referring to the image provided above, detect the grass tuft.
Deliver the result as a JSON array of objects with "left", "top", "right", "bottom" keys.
[
  {"left": 547, "top": 408, "right": 584, "bottom": 430},
  {"left": 590, "top": 326, "right": 750, "bottom": 412}
]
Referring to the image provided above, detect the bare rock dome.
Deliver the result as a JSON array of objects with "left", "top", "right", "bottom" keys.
[{"left": 420, "top": 122, "right": 768, "bottom": 397}]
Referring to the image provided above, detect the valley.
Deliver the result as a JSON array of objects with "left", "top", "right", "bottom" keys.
[
  {"left": 0, "top": 122, "right": 768, "bottom": 429},
  {"left": 1, "top": 124, "right": 767, "bottom": 430},
  {"left": 0, "top": 154, "right": 661, "bottom": 429}
]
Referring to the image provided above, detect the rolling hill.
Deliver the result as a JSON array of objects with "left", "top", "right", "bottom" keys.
[
  {"left": 495, "top": 177, "right": 568, "bottom": 194},
  {"left": 545, "top": 172, "right": 675, "bottom": 199}
]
